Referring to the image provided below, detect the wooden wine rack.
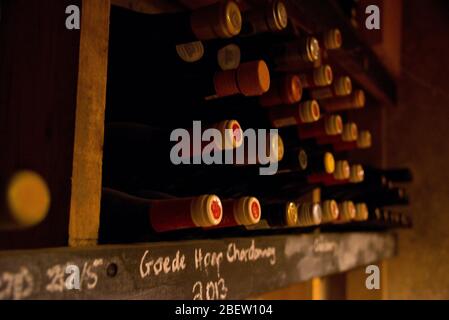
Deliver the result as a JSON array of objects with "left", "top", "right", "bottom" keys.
[{"left": 0, "top": 0, "right": 400, "bottom": 299}]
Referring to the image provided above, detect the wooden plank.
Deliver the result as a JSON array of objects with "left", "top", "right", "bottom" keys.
[
  {"left": 69, "top": 0, "right": 111, "bottom": 247},
  {"left": 0, "top": 0, "right": 82, "bottom": 249},
  {"left": 0, "top": 232, "right": 396, "bottom": 300}
]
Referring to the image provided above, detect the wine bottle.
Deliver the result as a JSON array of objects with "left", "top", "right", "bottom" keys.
[
  {"left": 297, "top": 202, "right": 322, "bottom": 227},
  {"left": 101, "top": 188, "right": 223, "bottom": 234},
  {"left": 330, "top": 184, "right": 409, "bottom": 209},
  {"left": 335, "top": 201, "right": 356, "bottom": 223},
  {"left": 107, "top": 2, "right": 242, "bottom": 94},
  {"left": 208, "top": 196, "right": 261, "bottom": 228},
  {"left": 0, "top": 170, "right": 50, "bottom": 230},
  {"left": 203, "top": 60, "right": 271, "bottom": 99},
  {"left": 103, "top": 120, "right": 244, "bottom": 162},
  {"left": 213, "top": 43, "right": 242, "bottom": 70},
  {"left": 319, "top": 89, "right": 366, "bottom": 112},
  {"left": 379, "top": 208, "right": 392, "bottom": 224},
  {"left": 234, "top": 36, "right": 321, "bottom": 72},
  {"left": 333, "top": 130, "right": 372, "bottom": 152},
  {"left": 276, "top": 149, "right": 334, "bottom": 178},
  {"left": 297, "top": 65, "right": 334, "bottom": 89},
  {"left": 371, "top": 207, "right": 387, "bottom": 224},
  {"left": 111, "top": 39, "right": 206, "bottom": 76},
  {"left": 279, "top": 124, "right": 326, "bottom": 153},
  {"left": 263, "top": 201, "right": 299, "bottom": 227},
  {"left": 197, "top": 75, "right": 302, "bottom": 126},
  {"left": 308, "top": 76, "right": 352, "bottom": 100},
  {"left": 185, "top": 119, "right": 245, "bottom": 159},
  {"left": 354, "top": 187, "right": 409, "bottom": 207},
  {"left": 268, "top": 100, "right": 321, "bottom": 128},
  {"left": 319, "top": 28, "right": 343, "bottom": 51},
  {"left": 388, "top": 211, "right": 402, "bottom": 226},
  {"left": 322, "top": 164, "right": 365, "bottom": 186},
  {"left": 240, "top": 0, "right": 289, "bottom": 37},
  {"left": 320, "top": 199, "right": 340, "bottom": 223},
  {"left": 175, "top": 42, "right": 242, "bottom": 73},
  {"left": 316, "top": 122, "right": 358, "bottom": 146},
  {"left": 277, "top": 147, "right": 309, "bottom": 173},
  {"left": 321, "top": 174, "right": 389, "bottom": 201},
  {"left": 256, "top": 151, "right": 335, "bottom": 202},
  {"left": 354, "top": 202, "right": 369, "bottom": 221},
  {"left": 312, "top": 28, "right": 344, "bottom": 68},
  {"left": 163, "top": 131, "right": 284, "bottom": 198},
  {"left": 110, "top": 1, "right": 242, "bottom": 45},
  {"left": 394, "top": 212, "right": 412, "bottom": 228},
  {"left": 102, "top": 120, "right": 244, "bottom": 194},
  {"left": 137, "top": 190, "right": 177, "bottom": 200},
  {"left": 272, "top": 37, "right": 321, "bottom": 72},
  {"left": 259, "top": 74, "right": 303, "bottom": 107},
  {"left": 174, "top": 41, "right": 242, "bottom": 73},
  {"left": 308, "top": 159, "right": 350, "bottom": 185},
  {"left": 297, "top": 114, "right": 343, "bottom": 140}
]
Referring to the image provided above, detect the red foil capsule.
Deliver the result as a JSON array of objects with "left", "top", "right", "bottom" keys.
[{"left": 209, "top": 197, "right": 261, "bottom": 228}]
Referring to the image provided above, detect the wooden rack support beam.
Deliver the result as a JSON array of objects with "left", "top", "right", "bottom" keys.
[{"left": 69, "top": 0, "right": 111, "bottom": 247}]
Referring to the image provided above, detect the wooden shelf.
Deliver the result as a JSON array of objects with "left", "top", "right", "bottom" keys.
[
  {"left": 0, "top": 0, "right": 402, "bottom": 300},
  {"left": 0, "top": 232, "right": 395, "bottom": 300}
]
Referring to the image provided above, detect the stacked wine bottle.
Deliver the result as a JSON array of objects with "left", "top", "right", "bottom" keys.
[{"left": 100, "top": 0, "right": 412, "bottom": 243}]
